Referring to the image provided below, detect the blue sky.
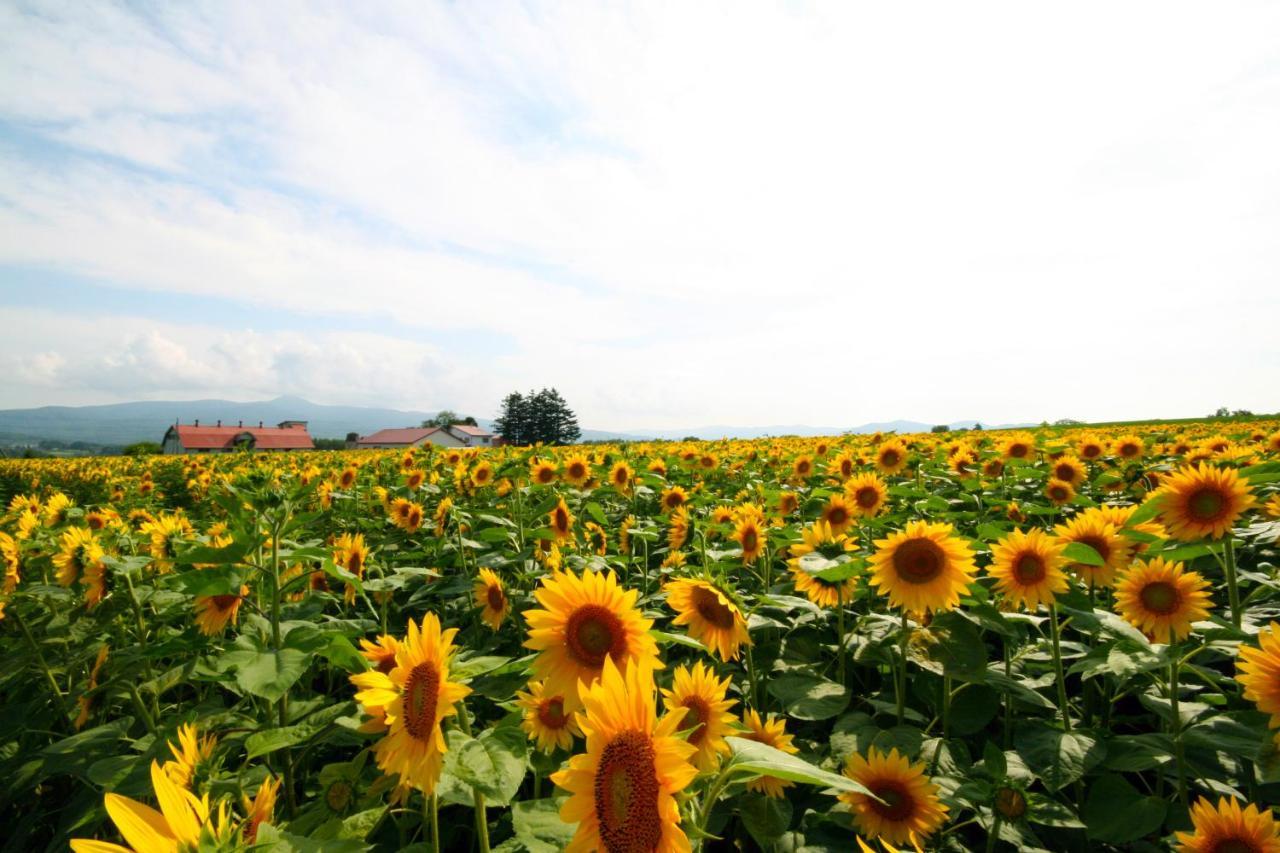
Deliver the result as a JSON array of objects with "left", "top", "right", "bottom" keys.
[{"left": 2, "top": 1, "right": 1278, "bottom": 429}]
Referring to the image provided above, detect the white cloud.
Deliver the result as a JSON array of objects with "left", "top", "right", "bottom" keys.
[{"left": 1, "top": 1, "right": 1278, "bottom": 428}]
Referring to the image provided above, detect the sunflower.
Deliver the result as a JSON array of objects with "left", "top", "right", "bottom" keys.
[
  {"left": 70, "top": 761, "right": 235, "bottom": 853},
  {"left": 668, "top": 506, "right": 691, "bottom": 551},
  {"left": 840, "top": 747, "right": 949, "bottom": 846},
  {"left": 75, "top": 644, "right": 109, "bottom": 731},
  {"left": 585, "top": 521, "right": 609, "bottom": 556},
  {"left": 44, "top": 492, "right": 73, "bottom": 525},
  {"left": 517, "top": 680, "right": 582, "bottom": 753},
  {"left": 663, "top": 578, "right": 751, "bottom": 662},
  {"left": 1265, "top": 495, "right": 1280, "bottom": 520},
  {"left": 164, "top": 722, "right": 217, "bottom": 789},
  {"left": 471, "top": 461, "right": 494, "bottom": 488},
  {"left": 982, "top": 457, "right": 1005, "bottom": 479},
  {"left": 830, "top": 451, "right": 857, "bottom": 481},
  {"left": 660, "top": 662, "right": 737, "bottom": 773},
  {"left": 359, "top": 633, "right": 401, "bottom": 674},
  {"left": 349, "top": 613, "right": 471, "bottom": 794},
  {"left": 1114, "top": 557, "right": 1212, "bottom": 643},
  {"left": 1076, "top": 434, "right": 1105, "bottom": 461},
  {"left": 1049, "top": 455, "right": 1087, "bottom": 487},
  {"left": 845, "top": 472, "right": 889, "bottom": 518},
  {"left": 434, "top": 496, "right": 453, "bottom": 536},
  {"left": 1237, "top": 621, "right": 1280, "bottom": 730},
  {"left": 550, "top": 497, "right": 576, "bottom": 543},
  {"left": 820, "top": 493, "right": 857, "bottom": 534},
  {"left": 869, "top": 521, "right": 977, "bottom": 616},
  {"left": 711, "top": 506, "right": 735, "bottom": 526},
  {"left": 1114, "top": 434, "right": 1145, "bottom": 460},
  {"left": 1044, "top": 478, "right": 1075, "bottom": 506},
  {"left": 564, "top": 454, "right": 592, "bottom": 488},
  {"left": 1153, "top": 463, "right": 1256, "bottom": 541},
  {"left": 1175, "top": 796, "right": 1280, "bottom": 853},
  {"left": 659, "top": 486, "right": 689, "bottom": 514},
  {"left": 609, "top": 461, "right": 634, "bottom": 494},
  {"left": 333, "top": 532, "right": 369, "bottom": 602},
  {"left": 876, "top": 439, "right": 910, "bottom": 476},
  {"left": 987, "top": 529, "right": 1069, "bottom": 612},
  {"left": 733, "top": 514, "right": 765, "bottom": 564},
  {"left": 740, "top": 710, "right": 798, "bottom": 798},
  {"left": 1054, "top": 513, "right": 1132, "bottom": 589},
  {"left": 194, "top": 586, "right": 248, "bottom": 636},
  {"left": 777, "top": 491, "right": 800, "bottom": 516},
  {"left": 473, "top": 568, "right": 510, "bottom": 631},
  {"left": 789, "top": 521, "right": 858, "bottom": 609},
  {"left": 552, "top": 657, "right": 698, "bottom": 853},
  {"left": 792, "top": 455, "right": 815, "bottom": 480},
  {"left": 619, "top": 515, "right": 636, "bottom": 555},
  {"left": 240, "top": 776, "right": 280, "bottom": 843},
  {"left": 524, "top": 568, "right": 660, "bottom": 705},
  {"left": 1000, "top": 432, "right": 1036, "bottom": 462},
  {"left": 141, "top": 513, "right": 193, "bottom": 573},
  {"left": 53, "top": 527, "right": 104, "bottom": 588},
  {"left": 530, "top": 459, "right": 558, "bottom": 486}
]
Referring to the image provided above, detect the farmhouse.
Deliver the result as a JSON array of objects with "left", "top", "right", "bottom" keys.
[
  {"left": 356, "top": 424, "right": 495, "bottom": 449},
  {"left": 161, "top": 420, "right": 315, "bottom": 454}
]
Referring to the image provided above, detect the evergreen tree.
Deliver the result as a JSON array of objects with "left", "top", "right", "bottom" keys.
[
  {"left": 493, "top": 388, "right": 581, "bottom": 445},
  {"left": 493, "top": 392, "right": 528, "bottom": 445}
]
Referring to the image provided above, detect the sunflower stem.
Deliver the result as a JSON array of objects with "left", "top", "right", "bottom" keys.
[
  {"left": 896, "top": 611, "right": 910, "bottom": 726},
  {"left": 458, "top": 703, "right": 491, "bottom": 853},
  {"left": 695, "top": 764, "right": 735, "bottom": 847},
  {"left": 836, "top": 587, "right": 847, "bottom": 687},
  {"left": 12, "top": 607, "right": 72, "bottom": 727},
  {"left": 427, "top": 793, "right": 440, "bottom": 853},
  {"left": 1001, "top": 638, "right": 1013, "bottom": 749},
  {"left": 1222, "top": 537, "right": 1241, "bottom": 629},
  {"left": 1169, "top": 648, "right": 1188, "bottom": 808},
  {"left": 942, "top": 673, "right": 952, "bottom": 741},
  {"left": 1048, "top": 603, "right": 1071, "bottom": 733}
]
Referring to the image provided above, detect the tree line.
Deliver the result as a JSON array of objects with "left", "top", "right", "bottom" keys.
[{"left": 493, "top": 388, "right": 581, "bottom": 446}]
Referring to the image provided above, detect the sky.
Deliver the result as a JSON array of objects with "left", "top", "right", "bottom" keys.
[{"left": 1, "top": 1, "right": 1278, "bottom": 431}]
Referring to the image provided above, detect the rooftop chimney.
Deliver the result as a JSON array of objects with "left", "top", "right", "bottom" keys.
[
  {"left": 216, "top": 419, "right": 221, "bottom": 427},
  {"left": 259, "top": 421, "right": 263, "bottom": 428},
  {"left": 238, "top": 420, "right": 243, "bottom": 427},
  {"left": 194, "top": 419, "right": 199, "bottom": 427}
]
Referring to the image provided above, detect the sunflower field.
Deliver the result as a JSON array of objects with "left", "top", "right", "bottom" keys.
[{"left": 2, "top": 420, "right": 1280, "bottom": 852}]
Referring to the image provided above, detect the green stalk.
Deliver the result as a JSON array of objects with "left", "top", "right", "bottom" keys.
[
  {"left": 942, "top": 674, "right": 952, "bottom": 740},
  {"left": 896, "top": 611, "right": 910, "bottom": 726},
  {"left": 428, "top": 793, "right": 440, "bottom": 853},
  {"left": 836, "top": 586, "right": 847, "bottom": 686},
  {"left": 1223, "top": 537, "right": 1241, "bottom": 629},
  {"left": 12, "top": 607, "right": 72, "bottom": 726},
  {"left": 1048, "top": 603, "right": 1071, "bottom": 732},
  {"left": 457, "top": 703, "right": 491, "bottom": 853},
  {"left": 1169, "top": 649, "right": 1188, "bottom": 807}
]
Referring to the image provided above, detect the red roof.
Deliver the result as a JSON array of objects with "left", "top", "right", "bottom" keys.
[
  {"left": 451, "top": 424, "right": 493, "bottom": 437},
  {"left": 170, "top": 422, "right": 313, "bottom": 450},
  {"left": 357, "top": 427, "right": 439, "bottom": 446}
]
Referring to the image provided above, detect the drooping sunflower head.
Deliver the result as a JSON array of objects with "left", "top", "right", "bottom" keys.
[
  {"left": 740, "top": 709, "right": 798, "bottom": 798},
  {"left": 668, "top": 506, "right": 691, "bottom": 552},
  {"left": 1174, "top": 796, "right": 1280, "bottom": 853},
  {"left": 516, "top": 679, "right": 582, "bottom": 754},
  {"left": 840, "top": 747, "right": 949, "bottom": 846},
  {"left": 1154, "top": 463, "right": 1256, "bottom": 541},
  {"left": 473, "top": 568, "right": 510, "bottom": 631},
  {"left": 844, "top": 471, "right": 889, "bottom": 518},
  {"left": 551, "top": 657, "right": 698, "bottom": 853},
  {"left": 193, "top": 586, "right": 248, "bottom": 636},
  {"left": 163, "top": 721, "right": 218, "bottom": 790},
  {"left": 662, "top": 577, "right": 751, "bottom": 662},
  {"left": 869, "top": 520, "right": 977, "bottom": 616},
  {"left": 1235, "top": 621, "right": 1280, "bottom": 729},
  {"left": 524, "top": 568, "right": 659, "bottom": 706},
  {"left": 660, "top": 661, "right": 737, "bottom": 773},
  {"left": 1114, "top": 557, "right": 1212, "bottom": 644},
  {"left": 987, "top": 528, "right": 1069, "bottom": 612},
  {"left": 1053, "top": 513, "right": 1132, "bottom": 589}
]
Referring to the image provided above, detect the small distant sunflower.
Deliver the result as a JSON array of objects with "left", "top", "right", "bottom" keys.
[
  {"left": 1050, "top": 455, "right": 1087, "bottom": 487},
  {"left": 1114, "top": 557, "right": 1212, "bottom": 643},
  {"left": 740, "top": 710, "right": 798, "bottom": 798},
  {"left": 471, "top": 461, "right": 494, "bottom": 488},
  {"left": 1236, "top": 621, "right": 1280, "bottom": 730},
  {"left": 349, "top": 613, "right": 471, "bottom": 794},
  {"left": 821, "top": 493, "right": 856, "bottom": 534},
  {"left": 524, "top": 568, "right": 660, "bottom": 705},
  {"left": 563, "top": 454, "right": 592, "bottom": 488},
  {"left": 1265, "top": 495, "right": 1280, "bottom": 519},
  {"left": 434, "top": 496, "right": 453, "bottom": 536},
  {"left": 551, "top": 657, "right": 698, "bottom": 853},
  {"left": 517, "top": 680, "right": 582, "bottom": 753},
  {"left": 844, "top": 472, "right": 889, "bottom": 518},
  {"left": 876, "top": 439, "right": 910, "bottom": 476},
  {"left": 1175, "top": 796, "right": 1280, "bottom": 853},
  {"left": 668, "top": 506, "right": 691, "bottom": 551},
  {"left": 609, "top": 461, "right": 634, "bottom": 494},
  {"left": 338, "top": 466, "right": 358, "bottom": 490},
  {"left": 663, "top": 578, "right": 751, "bottom": 662},
  {"left": 1077, "top": 434, "right": 1105, "bottom": 461},
  {"left": 840, "top": 747, "right": 949, "bottom": 846},
  {"left": 660, "top": 662, "right": 737, "bottom": 773},
  {"left": 829, "top": 451, "right": 857, "bottom": 481},
  {"left": 788, "top": 520, "right": 858, "bottom": 608},
  {"left": 982, "top": 457, "right": 1005, "bottom": 479},
  {"left": 1054, "top": 513, "right": 1132, "bottom": 589},
  {"left": 792, "top": 455, "right": 814, "bottom": 480},
  {"left": 193, "top": 586, "right": 248, "bottom": 636},
  {"left": 619, "top": 515, "right": 636, "bottom": 555},
  {"left": 659, "top": 486, "right": 689, "bottom": 514},
  {"left": 987, "top": 529, "right": 1069, "bottom": 612},
  {"left": 1154, "top": 463, "right": 1256, "bottom": 541},
  {"left": 1114, "top": 434, "right": 1145, "bottom": 461},
  {"left": 1045, "top": 478, "right": 1075, "bottom": 506},
  {"left": 777, "top": 491, "right": 800, "bottom": 516},
  {"left": 869, "top": 521, "right": 977, "bottom": 616},
  {"left": 1001, "top": 433, "right": 1036, "bottom": 462},
  {"left": 530, "top": 459, "right": 558, "bottom": 486},
  {"left": 473, "top": 568, "right": 510, "bottom": 631},
  {"left": 585, "top": 521, "right": 608, "bottom": 556},
  {"left": 733, "top": 514, "right": 765, "bottom": 564},
  {"left": 404, "top": 468, "right": 425, "bottom": 490},
  {"left": 549, "top": 497, "right": 575, "bottom": 543}
]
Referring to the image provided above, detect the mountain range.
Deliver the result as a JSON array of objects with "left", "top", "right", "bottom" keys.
[{"left": 0, "top": 396, "right": 1032, "bottom": 447}]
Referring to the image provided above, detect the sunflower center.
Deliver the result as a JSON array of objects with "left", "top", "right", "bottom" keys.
[
  {"left": 1055, "top": 464, "right": 1074, "bottom": 481},
  {"left": 569, "top": 463, "right": 586, "bottom": 480},
  {"left": 537, "top": 696, "right": 568, "bottom": 729},
  {"left": 679, "top": 696, "right": 710, "bottom": 746},
  {"left": 538, "top": 468, "right": 554, "bottom": 484},
  {"left": 594, "top": 730, "right": 662, "bottom": 852},
  {"left": 665, "top": 494, "right": 683, "bottom": 510},
  {"left": 994, "top": 787, "right": 1027, "bottom": 820},
  {"left": 210, "top": 594, "right": 240, "bottom": 612},
  {"left": 347, "top": 552, "right": 364, "bottom": 574},
  {"left": 1140, "top": 581, "right": 1181, "bottom": 615},
  {"left": 1014, "top": 554, "right": 1046, "bottom": 585},
  {"left": 403, "top": 662, "right": 441, "bottom": 741},
  {"left": 827, "top": 506, "right": 849, "bottom": 526},
  {"left": 1076, "top": 535, "right": 1111, "bottom": 563},
  {"left": 742, "top": 529, "right": 759, "bottom": 552},
  {"left": 841, "top": 461, "right": 853, "bottom": 478},
  {"left": 325, "top": 780, "right": 353, "bottom": 812},
  {"left": 796, "top": 461, "right": 811, "bottom": 475},
  {"left": 615, "top": 469, "right": 628, "bottom": 485},
  {"left": 565, "top": 605, "right": 627, "bottom": 668},
  {"left": 868, "top": 780, "right": 916, "bottom": 822},
  {"left": 487, "top": 584, "right": 506, "bottom": 612},
  {"left": 881, "top": 450, "right": 900, "bottom": 467},
  {"left": 1083, "top": 444, "right": 1101, "bottom": 458},
  {"left": 892, "top": 539, "right": 946, "bottom": 584},
  {"left": 1121, "top": 442, "right": 1139, "bottom": 457},
  {"left": 1188, "top": 488, "right": 1226, "bottom": 522},
  {"left": 854, "top": 487, "right": 879, "bottom": 509},
  {"left": 1212, "top": 839, "right": 1262, "bottom": 853},
  {"left": 691, "top": 586, "right": 737, "bottom": 629},
  {"left": 1010, "top": 443, "right": 1029, "bottom": 459}
]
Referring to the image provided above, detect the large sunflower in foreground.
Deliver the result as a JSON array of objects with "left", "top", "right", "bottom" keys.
[
  {"left": 663, "top": 578, "right": 751, "bottom": 662},
  {"left": 840, "top": 747, "right": 949, "bottom": 846},
  {"left": 1114, "top": 557, "right": 1212, "bottom": 643},
  {"left": 1175, "top": 796, "right": 1280, "bottom": 853},
  {"left": 349, "top": 613, "right": 471, "bottom": 794},
  {"left": 1237, "top": 621, "right": 1280, "bottom": 730},
  {"left": 71, "top": 760, "right": 235, "bottom": 852},
  {"left": 1153, "top": 463, "right": 1256, "bottom": 541},
  {"left": 869, "top": 521, "right": 976, "bottom": 616},
  {"left": 660, "top": 661, "right": 737, "bottom": 773},
  {"left": 516, "top": 679, "right": 582, "bottom": 753},
  {"left": 1054, "top": 513, "right": 1132, "bottom": 589},
  {"left": 987, "top": 528, "right": 1068, "bottom": 612},
  {"left": 552, "top": 658, "right": 697, "bottom": 853},
  {"left": 525, "top": 569, "right": 659, "bottom": 705}
]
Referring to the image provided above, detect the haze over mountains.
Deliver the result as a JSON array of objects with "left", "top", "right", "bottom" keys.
[{"left": 0, "top": 396, "right": 1033, "bottom": 447}]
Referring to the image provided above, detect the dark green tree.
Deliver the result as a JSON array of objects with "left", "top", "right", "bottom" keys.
[
  {"left": 494, "top": 388, "right": 581, "bottom": 445},
  {"left": 493, "top": 392, "right": 530, "bottom": 445}
]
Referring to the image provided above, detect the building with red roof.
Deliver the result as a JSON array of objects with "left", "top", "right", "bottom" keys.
[
  {"left": 161, "top": 420, "right": 314, "bottom": 454},
  {"left": 356, "top": 424, "right": 494, "bottom": 449}
]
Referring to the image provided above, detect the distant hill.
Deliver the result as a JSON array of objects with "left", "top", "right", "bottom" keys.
[{"left": 617, "top": 419, "right": 1036, "bottom": 440}]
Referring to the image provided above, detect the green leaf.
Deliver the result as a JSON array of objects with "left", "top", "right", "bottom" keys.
[
  {"left": 449, "top": 726, "right": 529, "bottom": 805},
  {"left": 584, "top": 502, "right": 607, "bottom": 525},
  {"left": 1183, "top": 715, "right": 1269, "bottom": 758},
  {"left": 451, "top": 655, "right": 514, "bottom": 680},
  {"left": 40, "top": 717, "right": 134, "bottom": 781},
  {"left": 724, "top": 737, "right": 873, "bottom": 796},
  {"left": 1123, "top": 498, "right": 1163, "bottom": 528},
  {"left": 1101, "top": 733, "right": 1174, "bottom": 772},
  {"left": 1083, "top": 774, "right": 1167, "bottom": 843},
  {"left": 169, "top": 565, "right": 246, "bottom": 596},
  {"left": 254, "top": 824, "right": 370, "bottom": 852},
  {"left": 1061, "top": 542, "right": 1104, "bottom": 567},
  {"left": 223, "top": 646, "right": 312, "bottom": 702},
  {"left": 926, "top": 612, "right": 988, "bottom": 679},
  {"left": 982, "top": 740, "right": 1007, "bottom": 777},
  {"left": 1014, "top": 724, "right": 1106, "bottom": 792},
  {"left": 815, "top": 557, "right": 867, "bottom": 584},
  {"left": 739, "top": 791, "right": 792, "bottom": 844},
  {"left": 766, "top": 674, "right": 851, "bottom": 721},
  {"left": 511, "top": 798, "right": 576, "bottom": 852},
  {"left": 244, "top": 702, "right": 354, "bottom": 759},
  {"left": 650, "top": 629, "right": 707, "bottom": 650}
]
